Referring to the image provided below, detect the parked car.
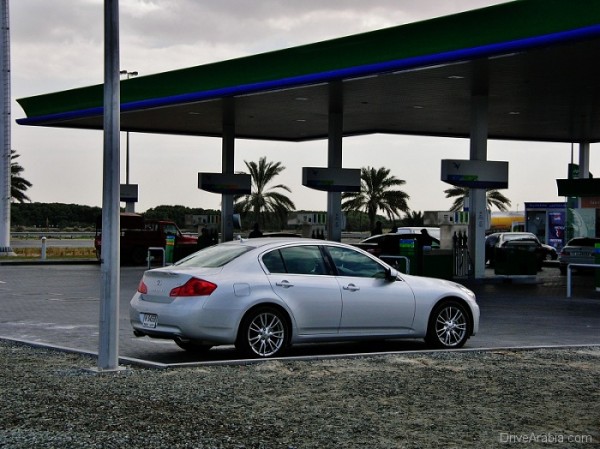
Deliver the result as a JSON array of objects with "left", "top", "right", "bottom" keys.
[
  {"left": 95, "top": 213, "right": 198, "bottom": 265},
  {"left": 130, "top": 238, "right": 479, "bottom": 358},
  {"left": 559, "top": 237, "right": 600, "bottom": 275},
  {"left": 354, "top": 233, "right": 441, "bottom": 258},
  {"left": 541, "top": 243, "right": 559, "bottom": 261},
  {"left": 261, "top": 232, "right": 303, "bottom": 238},
  {"left": 396, "top": 227, "right": 440, "bottom": 240},
  {"left": 485, "top": 232, "right": 549, "bottom": 269}
]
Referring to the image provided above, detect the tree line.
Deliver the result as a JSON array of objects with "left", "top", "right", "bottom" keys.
[
  {"left": 10, "top": 202, "right": 397, "bottom": 233},
  {"left": 10, "top": 203, "right": 221, "bottom": 231},
  {"left": 11, "top": 152, "right": 511, "bottom": 232}
]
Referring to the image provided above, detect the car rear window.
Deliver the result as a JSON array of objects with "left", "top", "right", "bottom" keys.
[
  {"left": 566, "top": 238, "right": 600, "bottom": 247},
  {"left": 503, "top": 233, "right": 536, "bottom": 241},
  {"left": 174, "top": 245, "right": 252, "bottom": 268}
]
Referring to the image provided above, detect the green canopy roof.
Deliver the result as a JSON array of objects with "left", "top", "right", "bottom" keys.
[{"left": 16, "top": 0, "right": 600, "bottom": 143}]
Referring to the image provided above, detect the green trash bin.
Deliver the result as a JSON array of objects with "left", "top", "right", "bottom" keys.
[
  {"left": 397, "top": 238, "right": 418, "bottom": 274},
  {"left": 423, "top": 250, "right": 454, "bottom": 280},
  {"left": 494, "top": 241, "right": 538, "bottom": 275}
]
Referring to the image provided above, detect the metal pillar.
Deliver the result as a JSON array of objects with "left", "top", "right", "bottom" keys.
[
  {"left": 578, "top": 142, "right": 590, "bottom": 208},
  {"left": 0, "top": 0, "right": 14, "bottom": 257},
  {"left": 327, "top": 82, "right": 343, "bottom": 242},
  {"left": 98, "top": 0, "right": 121, "bottom": 371},
  {"left": 468, "top": 94, "right": 489, "bottom": 279},
  {"left": 221, "top": 99, "right": 235, "bottom": 242},
  {"left": 124, "top": 131, "right": 135, "bottom": 213},
  {"left": 578, "top": 142, "right": 590, "bottom": 178},
  {"left": 121, "top": 70, "right": 137, "bottom": 213}
]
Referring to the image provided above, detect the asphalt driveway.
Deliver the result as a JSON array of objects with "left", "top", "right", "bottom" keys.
[{"left": 1, "top": 262, "right": 599, "bottom": 365}]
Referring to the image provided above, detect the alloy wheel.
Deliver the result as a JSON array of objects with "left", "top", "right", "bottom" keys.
[{"left": 246, "top": 310, "right": 286, "bottom": 357}]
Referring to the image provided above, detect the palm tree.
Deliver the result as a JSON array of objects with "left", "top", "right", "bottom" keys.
[
  {"left": 402, "top": 210, "right": 425, "bottom": 226},
  {"left": 444, "top": 186, "right": 511, "bottom": 212},
  {"left": 342, "top": 166, "right": 410, "bottom": 232},
  {"left": 11, "top": 150, "right": 32, "bottom": 203},
  {"left": 235, "top": 156, "right": 295, "bottom": 228}
]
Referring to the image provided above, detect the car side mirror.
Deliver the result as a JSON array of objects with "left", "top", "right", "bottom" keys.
[{"left": 385, "top": 267, "right": 399, "bottom": 281}]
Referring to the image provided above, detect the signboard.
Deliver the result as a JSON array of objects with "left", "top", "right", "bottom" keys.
[
  {"left": 120, "top": 184, "right": 138, "bottom": 202},
  {"left": 441, "top": 160, "right": 508, "bottom": 189},
  {"left": 198, "top": 173, "right": 251, "bottom": 194},
  {"left": 302, "top": 167, "right": 361, "bottom": 192},
  {"left": 556, "top": 178, "right": 600, "bottom": 197}
]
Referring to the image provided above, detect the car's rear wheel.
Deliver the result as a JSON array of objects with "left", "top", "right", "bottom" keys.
[
  {"left": 425, "top": 300, "right": 470, "bottom": 349},
  {"left": 237, "top": 307, "right": 289, "bottom": 358}
]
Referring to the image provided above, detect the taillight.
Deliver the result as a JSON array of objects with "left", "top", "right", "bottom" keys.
[
  {"left": 137, "top": 280, "right": 148, "bottom": 294},
  {"left": 170, "top": 278, "right": 217, "bottom": 297}
]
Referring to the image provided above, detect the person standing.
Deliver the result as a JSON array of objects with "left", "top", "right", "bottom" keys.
[
  {"left": 371, "top": 221, "right": 383, "bottom": 236},
  {"left": 249, "top": 223, "right": 263, "bottom": 238}
]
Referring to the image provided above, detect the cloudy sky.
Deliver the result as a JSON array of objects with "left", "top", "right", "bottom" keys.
[{"left": 10, "top": 0, "right": 588, "bottom": 216}]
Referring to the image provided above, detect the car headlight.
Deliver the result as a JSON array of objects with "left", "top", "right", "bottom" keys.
[{"left": 450, "top": 281, "right": 476, "bottom": 300}]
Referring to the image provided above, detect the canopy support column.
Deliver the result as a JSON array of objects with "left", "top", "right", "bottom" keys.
[
  {"left": 327, "top": 82, "right": 343, "bottom": 242},
  {"left": 468, "top": 94, "right": 489, "bottom": 279},
  {"left": 0, "top": 0, "right": 14, "bottom": 257},
  {"left": 578, "top": 142, "right": 590, "bottom": 208},
  {"left": 98, "top": 0, "right": 121, "bottom": 372},
  {"left": 221, "top": 99, "right": 235, "bottom": 242}
]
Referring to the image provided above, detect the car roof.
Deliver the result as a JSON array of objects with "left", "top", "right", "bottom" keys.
[
  {"left": 565, "top": 237, "right": 600, "bottom": 246},
  {"left": 363, "top": 233, "right": 440, "bottom": 243},
  {"left": 223, "top": 237, "right": 353, "bottom": 252}
]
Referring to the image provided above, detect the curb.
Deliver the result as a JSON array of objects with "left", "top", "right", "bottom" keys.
[{"left": 0, "top": 258, "right": 100, "bottom": 266}]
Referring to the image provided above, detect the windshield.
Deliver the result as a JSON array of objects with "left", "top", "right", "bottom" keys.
[
  {"left": 174, "top": 245, "right": 252, "bottom": 268},
  {"left": 504, "top": 233, "right": 537, "bottom": 242}
]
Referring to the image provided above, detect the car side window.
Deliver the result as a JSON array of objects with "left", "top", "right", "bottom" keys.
[
  {"left": 262, "top": 250, "right": 286, "bottom": 273},
  {"left": 263, "top": 246, "right": 327, "bottom": 275},
  {"left": 326, "top": 246, "right": 387, "bottom": 278}
]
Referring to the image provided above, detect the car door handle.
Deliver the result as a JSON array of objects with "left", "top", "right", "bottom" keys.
[
  {"left": 276, "top": 280, "right": 293, "bottom": 288},
  {"left": 343, "top": 283, "right": 360, "bottom": 292}
]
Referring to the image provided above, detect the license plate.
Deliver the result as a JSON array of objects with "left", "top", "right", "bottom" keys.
[{"left": 142, "top": 313, "right": 158, "bottom": 328}]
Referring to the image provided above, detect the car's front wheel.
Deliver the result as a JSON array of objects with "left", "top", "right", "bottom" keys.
[
  {"left": 425, "top": 300, "right": 470, "bottom": 349},
  {"left": 237, "top": 307, "right": 289, "bottom": 358}
]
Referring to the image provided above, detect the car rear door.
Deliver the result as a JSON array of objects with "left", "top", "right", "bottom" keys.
[{"left": 262, "top": 245, "right": 342, "bottom": 335}]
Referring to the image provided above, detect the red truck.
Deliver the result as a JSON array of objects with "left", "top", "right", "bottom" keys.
[{"left": 94, "top": 213, "right": 198, "bottom": 265}]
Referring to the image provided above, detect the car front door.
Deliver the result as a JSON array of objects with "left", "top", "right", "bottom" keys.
[
  {"left": 325, "top": 245, "right": 416, "bottom": 334},
  {"left": 262, "top": 245, "right": 342, "bottom": 335}
]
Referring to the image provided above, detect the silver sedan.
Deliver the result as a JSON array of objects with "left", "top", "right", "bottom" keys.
[{"left": 130, "top": 238, "right": 479, "bottom": 358}]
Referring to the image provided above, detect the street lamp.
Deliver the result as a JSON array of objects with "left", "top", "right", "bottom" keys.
[{"left": 119, "top": 70, "right": 138, "bottom": 185}]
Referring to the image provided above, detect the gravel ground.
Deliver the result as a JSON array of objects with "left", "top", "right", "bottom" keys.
[{"left": 1, "top": 341, "right": 598, "bottom": 449}]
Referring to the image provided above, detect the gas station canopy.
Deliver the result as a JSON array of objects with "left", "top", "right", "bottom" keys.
[{"left": 16, "top": 0, "right": 600, "bottom": 144}]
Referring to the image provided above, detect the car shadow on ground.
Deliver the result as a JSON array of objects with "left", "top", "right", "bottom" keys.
[{"left": 125, "top": 339, "right": 432, "bottom": 365}]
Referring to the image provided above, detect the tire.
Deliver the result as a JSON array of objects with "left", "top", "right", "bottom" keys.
[
  {"left": 425, "top": 300, "right": 470, "bottom": 349},
  {"left": 174, "top": 339, "right": 212, "bottom": 354},
  {"left": 236, "top": 307, "right": 289, "bottom": 358}
]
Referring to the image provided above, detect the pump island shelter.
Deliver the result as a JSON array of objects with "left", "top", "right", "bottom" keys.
[{"left": 15, "top": 0, "right": 600, "bottom": 279}]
